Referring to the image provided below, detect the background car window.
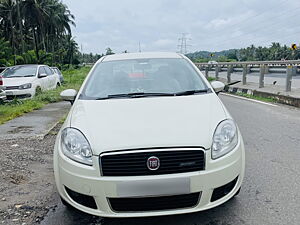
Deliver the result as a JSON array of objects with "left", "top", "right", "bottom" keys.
[
  {"left": 2, "top": 65, "right": 38, "bottom": 78},
  {"left": 82, "top": 58, "right": 208, "bottom": 99},
  {"left": 44, "top": 66, "right": 54, "bottom": 75},
  {"left": 38, "top": 67, "right": 47, "bottom": 76},
  {"left": 53, "top": 68, "right": 62, "bottom": 75}
]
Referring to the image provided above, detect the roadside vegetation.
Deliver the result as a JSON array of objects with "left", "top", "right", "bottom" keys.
[
  {"left": 225, "top": 92, "right": 277, "bottom": 103},
  {"left": 187, "top": 43, "right": 300, "bottom": 63},
  {"left": 0, "top": 0, "right": 81, "bottom": 67},
  {"left": 0, "top": 66, "right": 90, "bottom": 124}
]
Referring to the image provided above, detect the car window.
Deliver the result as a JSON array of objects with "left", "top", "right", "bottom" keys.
[
  {"left": 44, "top": 66, "right": 54, "bottom": 75},
  {"left": 81, "top": 58, "right": 208, "bottom": 99},
  {"left": 56, "top": 69, "right": 62, "bottom": 75},
  {"left": 2, "top": 65, "right": 38, "bottom": 78},
  {"left": 38, "top": 67, "right": 47, "bottom": 76}
]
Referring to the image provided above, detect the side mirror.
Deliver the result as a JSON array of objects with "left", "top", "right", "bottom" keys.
[
  {"left": 38, "top": 73, "right": 47, "bottom": 78},
  {"left": 60, "top": 89, "right": 77, "bottom": 104},
  {"left": 211, "top": 81, "right": 225, "bottom": 94}
]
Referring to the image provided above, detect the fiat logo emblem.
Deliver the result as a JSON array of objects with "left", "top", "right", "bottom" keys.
[{"left": 147, "top": 156, "right": 160, "bottom": 171}]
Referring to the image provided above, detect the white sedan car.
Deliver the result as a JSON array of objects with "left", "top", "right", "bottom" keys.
[
  {"left": 54, "top": 52, "right": 245, "bottom": 217},
  {"left": 1, "top": 64, "right": 61, "bottom": 100}
]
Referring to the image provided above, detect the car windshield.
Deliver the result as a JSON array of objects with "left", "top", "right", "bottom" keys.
[
  {"left": 2, "top": 65, "right": 37, "bottom": 78},
  {"left": 81, "top": 58, "right": 209, "bottom": 99}
]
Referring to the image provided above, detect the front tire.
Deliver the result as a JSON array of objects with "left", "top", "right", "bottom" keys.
[{"left": 35, "top": 87, "right": 42, "bottom": 96}]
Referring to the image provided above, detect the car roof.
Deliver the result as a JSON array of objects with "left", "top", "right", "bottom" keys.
[
  {"left": 7, "top": 64, "right": 47, "bottom": 68},
  {"left": 102, "top": 52, "right": 183, "bottom": 62}
]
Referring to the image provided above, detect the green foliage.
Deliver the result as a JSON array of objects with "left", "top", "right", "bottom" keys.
[
  {"left": 0, "top": 0, "right": 79, "bottom": 66},
  {"left": 187, "top": 43, "right": 300, "bottom": 62},
  {"left": 105, "top": 47, "right": 114, "bottom": 55},
  {"left": 0, "top": 38, "right": 13, "bottom": 66},
  {"left": 235, "top": 92, "right": 277, "bottom": 103}
]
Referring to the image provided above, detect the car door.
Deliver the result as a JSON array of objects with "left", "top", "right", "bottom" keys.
[
  {"left": 37, "top": 66, "right": 48, "bottom": 90},
  {"left": 44, "top": 66, "right": 56, "bottom": 89}
]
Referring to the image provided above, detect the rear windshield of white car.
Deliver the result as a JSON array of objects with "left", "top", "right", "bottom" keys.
[
  {"left": 81, "top": 58, "right": 209, "bottom": 99},
  {"left": 2, "top": 65, "right": 38, "bottom": 78}
]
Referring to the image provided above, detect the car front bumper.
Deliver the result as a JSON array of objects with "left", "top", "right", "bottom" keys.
[
  {"left": 0, "top": 90, "right": 6, "bottom": 101},
  {"left": 54, "top": 134, "right": 245, "bottom": 218},
  {"left": 4, "top": 88, "right": 34, "bottom": 99}
]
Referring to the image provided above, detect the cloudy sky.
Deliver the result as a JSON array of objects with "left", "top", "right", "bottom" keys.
[{"left": 63, "top": 0, "right": 300, "bottom": 54}]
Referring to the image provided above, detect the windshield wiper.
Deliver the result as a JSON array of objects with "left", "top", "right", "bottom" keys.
[
  {"left": 174, "top": 89, "right": 210, "bottom": 96},
  {"left": 96, "top": 92, "right": 175, "bottom": 100}
]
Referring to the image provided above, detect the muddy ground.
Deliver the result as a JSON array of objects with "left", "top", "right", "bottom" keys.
[{"left": 0, "top": 125, "right": 61, "bottom": 225}]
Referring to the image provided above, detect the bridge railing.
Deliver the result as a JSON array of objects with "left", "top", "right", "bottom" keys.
[{"left": 195, "top": 60, "right": 300, "bottom": 92}]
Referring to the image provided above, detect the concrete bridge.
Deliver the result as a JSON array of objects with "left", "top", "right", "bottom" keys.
[{"left": 195, "top": 60, "right": 300, "bottom": 92}]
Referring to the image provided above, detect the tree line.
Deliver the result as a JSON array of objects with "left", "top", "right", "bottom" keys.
[
  {"left": 0, "top": 0, "right": 80, "bottom": 68},
  {"left": 187, "top": 43, "right": 300, "bottom": 63}
]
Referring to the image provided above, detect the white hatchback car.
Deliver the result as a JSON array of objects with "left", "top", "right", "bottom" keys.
[
  {"left": 54, "top": 52, "right": 245, "bottom": 217},
  {"left": 1, "top": 64, "right": 60, "bottom": 99}
]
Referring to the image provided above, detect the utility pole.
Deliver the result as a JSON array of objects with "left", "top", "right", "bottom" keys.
[
  {"left": 81, "top": 44, "right": 84, "bottom": 64},
  {"left": 177, "top": 33, "right": 191, "bottom": 54},
  {"left": 139, "top": 41, "right": 141, "bottom": 52}
]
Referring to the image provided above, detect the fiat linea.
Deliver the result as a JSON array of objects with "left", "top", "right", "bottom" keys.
[{"left": 54, "top": 52, "right": 245, "bottom": 217}]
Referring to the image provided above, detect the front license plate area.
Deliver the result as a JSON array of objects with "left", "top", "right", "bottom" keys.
[
  {"left": 116, "top": 177, "right": 190, "bottom": 198},
  {"left": 5, "top": 91, "right": 13, "bottom": 95}
]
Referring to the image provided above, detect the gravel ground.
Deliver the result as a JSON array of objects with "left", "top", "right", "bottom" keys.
[{"left": 0, "top": 125, "right": 61, "bottom": 225}]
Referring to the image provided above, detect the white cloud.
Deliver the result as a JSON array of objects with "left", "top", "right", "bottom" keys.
[{"left": 63, "top": 0, "right": 300, "bottom": 53}]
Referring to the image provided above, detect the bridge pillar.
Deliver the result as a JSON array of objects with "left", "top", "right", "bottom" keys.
[
  {"left": 247, "top": 65, "right": 251, "bottom": 74},
  {"left": 242, "top": 65, "right": 247, "bottom": 85},
  {"left": 286, "top": 66, "right": 295, "bottom": 92},
  {"left": 227, "top": 65, "right": 232, "bottom": 83},
  {"left": 205, "top": 67, "right": 209, "bottom": 79},
  {"left": 228, "top": 65, "right": 233, "bottom": 73},
  {"left": 264, "top": 65, "right": 269, "bottom": 74},
  {"left": 259, "top": 65, "right": 265, "bottom": 88},
  {"left": 215, "top": 65, "right": 219, "bottom": 80}
]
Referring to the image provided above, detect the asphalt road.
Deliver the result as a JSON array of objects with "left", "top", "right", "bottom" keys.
[{"left": 41, "top": 94, "right": 300, "bottom": 225}]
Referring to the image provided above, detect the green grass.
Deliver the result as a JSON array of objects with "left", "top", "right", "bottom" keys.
[
  {"left": 207, "top": 77, "right": 216, "bottom": 82},
  {"left": 234, "top": 92, "right": 277, "bottom": 103},
  {"left": 0, "top": 66, "right": 90, "bottom": 124}
]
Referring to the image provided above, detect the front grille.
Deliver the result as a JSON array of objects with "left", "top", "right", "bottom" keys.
[
  {"left": 100, "top": 149, "right": 205, "bottom": 176},
  {"left": 108, "top": 192, "right": 201, "bottom": 212},
  {"left": 5, "top": 86, "right": 19, "bottom": 90},
  {"left": 6, "top": 94, "right": 31, "bottom": 100}
]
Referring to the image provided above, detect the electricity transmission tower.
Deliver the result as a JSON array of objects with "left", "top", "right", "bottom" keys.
[{"left": 178, "top": 33, "right": 191, "bottom": 54}]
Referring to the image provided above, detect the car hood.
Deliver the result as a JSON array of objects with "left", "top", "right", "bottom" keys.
[
  {"left": 2, "top": 77, "right": 36, "bottom": 87},
  {"left": 68, "top": 94, "right": 229, "bottom": 155}
]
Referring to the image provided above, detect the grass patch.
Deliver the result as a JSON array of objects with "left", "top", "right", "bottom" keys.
[
  {"left": 234, "top": 92, "right": 277, "bottom": 103},
  {"left": 207, "top": 77, "right": 216, "bottom": 82},
  {"left": 0, "top": 66, "right": 90, "bottom": 124}
]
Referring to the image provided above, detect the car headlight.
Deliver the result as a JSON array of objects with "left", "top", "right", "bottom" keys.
[
  {"left": 61, "top": 128, "right": 93, "bottom": 166},
  {"left": 19, "top": 83, "right": 32, "bottom": 89},
  {"left": 211, "top": 119, "right": 238, "bottom": 159}
]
